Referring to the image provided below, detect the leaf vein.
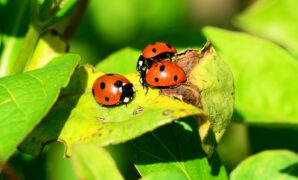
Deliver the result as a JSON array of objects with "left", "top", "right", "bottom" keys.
[
  {"left": 151, "top": 132, "right": 191, "bottom": 179},
  {"left": 0, "top": 83, "right": 27, "bottom": 120}
]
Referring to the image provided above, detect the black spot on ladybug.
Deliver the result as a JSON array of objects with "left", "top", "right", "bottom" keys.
[
  {"left": 114, "top": 80, "right": 123, "bottom": 87},
  {"left": 152, "top": 48, "right": 157, "bottom": 53},
  {"left": 160, "top": 65, "right": 165, "bottom": 71},
  {"left": 154, "top": 78, "right": 159, "bottom": 82},
  {"left": 166, "top": 43, "right": 172, "bottom": 49},
  {"left": 105, "top": 97, "right": 109, "bottom": 102},
  {"left": 106, "top": 74, "right": 114, "bottom": 76},
  {"left": 174, "top": 75, "right": 178, "bottom": 81},
  {"left": 92, "top": 89, "right": 95, "bottom": 96},
  {"left": 100, "top": 82, "right": 105, "bottom": 89}
]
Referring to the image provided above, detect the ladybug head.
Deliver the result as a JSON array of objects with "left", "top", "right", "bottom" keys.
[{"left": 120, "top": 83, "right": 135, "bottom": 103}]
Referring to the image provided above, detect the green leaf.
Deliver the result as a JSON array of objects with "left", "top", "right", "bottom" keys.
[
  {"left": 0, "top": 54, "right": 79, "bottom": 164},
  {"left": 19, "top": 65, "right": 202, "bottom": 156},
  {"left": 141, "top": 171, "right": 188, "bottom": 180},
  {"left": 234, "top": 0, "right": 298, "bottom": 56},
  {"left": 71, "top": 144, "right": 123, "bottom": 180},
  {"left": 231, "top": 150, "right": 298, "bottom": 180},
  {"left": 95, "top": 47, "right": 140, "bottom": 75},
  {"left": 203, "top": 27, "right": 298, "bottom": 124},
  {"left": 161, "top": 43, "right": 235, "bottom": 156},
  {"left": 129, "top": 118, "right": 228, "bottom": 179}
]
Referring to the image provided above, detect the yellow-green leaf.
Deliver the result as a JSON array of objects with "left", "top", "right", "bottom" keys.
[{"left": 19, "top": 65, "right": 202, "bottom": 156}]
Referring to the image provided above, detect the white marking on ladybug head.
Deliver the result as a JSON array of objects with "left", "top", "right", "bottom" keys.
[
  {"left": 138, "top": 60, "right": 143, "bottom": 66},
  {"left": 123, "top": 97, "right": 130, "bottom": 103}
]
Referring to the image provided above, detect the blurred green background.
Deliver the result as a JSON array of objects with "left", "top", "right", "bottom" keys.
[{"left": 2, "top": 0, "right": 298, "bottom": 179}]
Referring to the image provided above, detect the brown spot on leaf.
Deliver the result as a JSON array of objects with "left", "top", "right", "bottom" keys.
[
  {"left": 97, "top": 117, "right": 108, "bottom": 122},
  {"left": 174, "top": 41, "right": 213, "bottom": 77},
  {"left": 160, "top": 41, "right": 214, "bottom": 109},
  {"left": 162, "top": 109, "right": 173, "bottom": 116},
  {"left": 161, "top": 84, "right": 203, "bottom": 109},
  {"left": 133, "top": 106, "right": 144, "bottom": 115}
]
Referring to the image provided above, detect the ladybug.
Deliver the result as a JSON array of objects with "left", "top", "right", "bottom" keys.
[
  {"left": 92, "top": 74, "right": 135, "bottom": 106},
  {"left": 137, "top": 42, "right": 177, "bottom": 74},
  {"left": 140, "top": 60, "right": 186, "bottom": 89}
]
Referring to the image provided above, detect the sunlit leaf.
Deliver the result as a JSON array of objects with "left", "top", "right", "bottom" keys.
[
  {"left": 0, "top": 54, "right": 79, "bottom": 164},
  {"left": 231, "top": 150, "right": 298, "bottom": 180},
  {"left": 19, "top": 65, "right": 202, "bottom": 156},
  {"left": 234, "top": 0, "right": 298, "bottom": 56},
  {"left": 24, "top": 29, "right": 69, "bottom": 71},
  {"left": 141, "top": 171, "right": 187, "bottom": 180},
  {"left": 71, "top": 144, "right": 123, "bottom": 180},
  {"left": 130, "top": 118, "right": 228, "bottom": 179},
  {"left": 161, "top": 42, "right": 235, "bottom": 156},
  {"left": 203, "top": 27, "right": 298, "bottom": 124}
]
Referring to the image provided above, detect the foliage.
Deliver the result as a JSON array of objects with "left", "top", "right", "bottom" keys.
[{"left": 0, "top": 0, "right": 298, "bottom": 179}]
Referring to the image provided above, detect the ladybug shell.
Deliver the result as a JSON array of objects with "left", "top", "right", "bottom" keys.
[
  {"left": 92, "top": 74, "right": 133, "bottom": 106},
  {"left": 142, "top": 42, "right": 177, "bottom": 59},
  {"left": 145, "top": 60, "right": 186, "bottom": 87}
]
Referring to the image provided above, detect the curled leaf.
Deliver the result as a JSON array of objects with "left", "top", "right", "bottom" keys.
[{"left": 161, "top": 42, "right": 235, "bottom": 156}]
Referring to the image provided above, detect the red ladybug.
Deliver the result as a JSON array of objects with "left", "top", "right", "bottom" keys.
[
  {"left": 137, "top": 42, "right": 177, "bottom": 74},
  {"left": 140, "top": 60, "right": 186, "bottom": 88},
  {"left": 92, "top": 74, "right": 135, "bottom": 106},
  {"left": 142, "top": 42, "right": 177, "bottom": 60}
]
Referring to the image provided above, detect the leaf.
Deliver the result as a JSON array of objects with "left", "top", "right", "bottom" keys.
[
  {"left": 141, "top": 171, "right": 188, "bottom": 180},
  {"left": 19, "top": 65, "right": 202, "bottom": 156},
  {"left": 161, "top": 43, "right": 235, "bottom": 156},
  {"left": 71, "top": 144, "right": 123, "bottom": 180},
  {"left": 0, "top": 54, "right": 79, "bottom": 164},
  {"left": 129, "top": 118, "right": 228, "bottom": 179},
  {"left": 203, "top": 27, "right": 298, "bottom": 124},
  {"left": 234, "top": 0, "right": 298, "bottom": 56},
  {"left": 95, "top": 47, "right": 140, "bottom": 75},
  {"left": 231, "top": 150, "right": 298, "bottom": 180}
]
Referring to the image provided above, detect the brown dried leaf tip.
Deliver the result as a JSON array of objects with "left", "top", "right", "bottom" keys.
[{"left": 161, "top": 41, "right": 212, "bottom": 109}]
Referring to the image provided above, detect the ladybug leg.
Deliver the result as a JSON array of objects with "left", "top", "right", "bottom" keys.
[
  {"left": 145, "top": 86, "right": 149, "bottom": 95},
  {"left": 139, "top": 70, "right": 150, "bottom": 94}
]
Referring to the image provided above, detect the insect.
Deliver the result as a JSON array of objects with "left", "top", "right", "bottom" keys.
[
  {"left": 140, "top": 60, "right": 186, "bottom": 89},
  {"left": 92, "top": 74, "right": 135, "bottom": 106},
  {"left": 137, "top": 42, "right": 177, "bottom": 75}
]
